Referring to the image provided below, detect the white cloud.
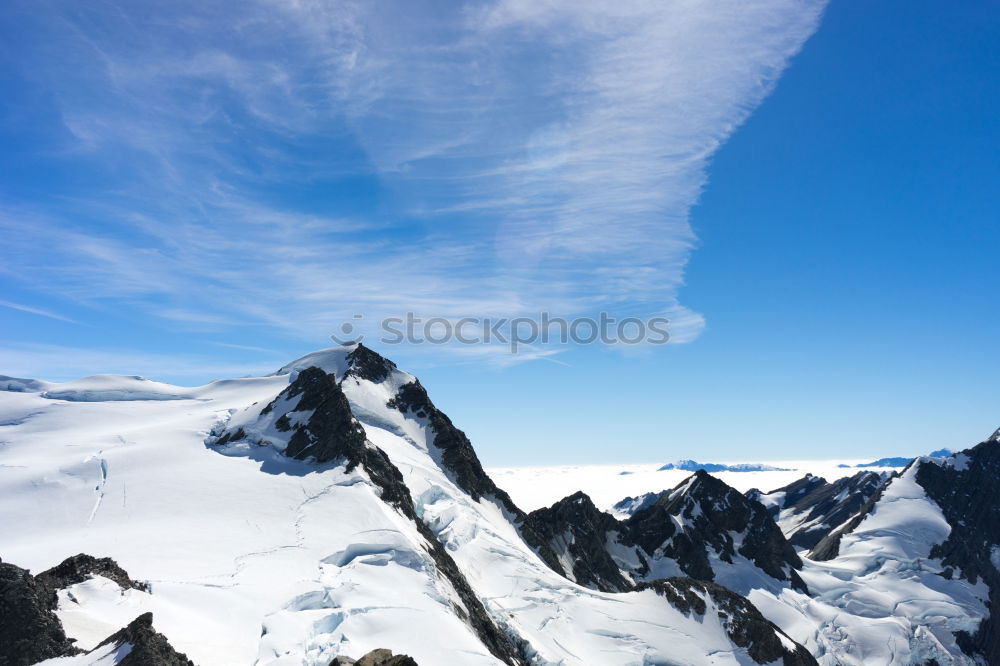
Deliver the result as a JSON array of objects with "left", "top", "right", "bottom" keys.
[{"left": 1, "top": 0, "right": 828, "bottom": 362}]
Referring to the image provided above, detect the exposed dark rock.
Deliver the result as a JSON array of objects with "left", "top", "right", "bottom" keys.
[
  {"left": 387, "top": 379, "right": 500, "bottom": 503},
  {"left": 525, "top": 472, "right": 808, "bottom": 595},
  {"left": 353, "top": 648, "right": 419, "bottom": 666},
  {"left": 212, "top": 366, "right": 377, "bottom": 473},
  {"left": 274, "top": 367, "right": 369, "bottom": 463},
  {"left": 746, "top": 474, "right": 828, "bottom": 519},
  {"left": 749, "top": 472, "right": 889, "bottom": 549},
  {"left": 328, "top": 648, "right": 419, "bottom": 666},
  {"left": 788, "top": 472, "right": 887, "bottom": 549},
  {"left": 94, "top": 612, "right": 194, "bottom": 666},
  {"left": 35, "top": 553, "right": 148, "bottom": 609},
  {"left": 344, "top": 344, "right": 398, "bottom": 384},
  {"left": 625, "top": 471, "right": 808, "bottom": 593},
  {"left": 211, "top": 426, "right": 246, "bottom": 446},
  {"left": 0, "top": 560, "right": 78, "bottom": 665},
  {"left": 637, "top": 578, "right": 818, "bottom": 665},
  {"left": 912, "top": 437, "right": 1000, "bottom": 664},
  {"left": 0, "top": 554, "right": 155, "bottom": 665},
  {"left": 524, "top": 491, "right": 633, "bottom": 592}
]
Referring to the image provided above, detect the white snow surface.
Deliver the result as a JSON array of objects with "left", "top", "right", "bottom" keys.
[
  {"left": 36, "top": 641, "right": 132, "bottom": 666},
  {"left": 2, "top": 347, "right": 798, "bottom": 666}
]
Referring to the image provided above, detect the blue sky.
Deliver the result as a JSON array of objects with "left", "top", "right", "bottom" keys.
[{"left": 1, "top": 0, "right": 997, "bottom": 464}]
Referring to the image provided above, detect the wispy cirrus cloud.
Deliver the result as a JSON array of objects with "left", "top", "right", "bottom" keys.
[
  {"left": 0, "top": 301, "right": 76, "bottom": 324},
  {"left": 0, "top": 0, "right": 827, "bottom": 363}
]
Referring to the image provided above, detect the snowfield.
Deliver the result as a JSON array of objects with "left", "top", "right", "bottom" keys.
[{"left": 0, "top": 347, "right": 995, "bottom": 666}]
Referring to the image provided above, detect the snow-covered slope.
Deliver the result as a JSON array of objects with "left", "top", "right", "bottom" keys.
[{"left": 1, "top": 345, "right": 816, "bottom": 666}]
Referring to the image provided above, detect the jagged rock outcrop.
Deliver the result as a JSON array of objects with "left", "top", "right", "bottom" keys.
[
  {"left": 0, "top": 554, "right": 168, "bottom": 666},
  {"left": 381, "top": 369, "right": 565, "bottom": 581},
  {"left": 387, "top": 379, "right": 507, "bottom": 504},
  {"left": 523, "top": 491, "right": 633, "bottom": 592},
  {"left": 267, "top": 366, "right": 369, "bottom": 464},
  {"left": 525, "top": 471, "right": 808, "bottom": 595},
  {"left": 0, "top": 559, "right": 78, "bottom": 665},
  {"left": 331, "top": 648, "right": 419, "bottom": 665},
  {"left": 748, "top": 471, "right": 889, "bottom": 549},
  {"left": 808, "top": 471, "right": 896, "bottom": 561},
  {"left": 611, "top": 491, "right": 660, "bottom": 518},
  {"left": 746, "top": 474, "right": 827, "bottom": 517},
  {"left": 626, "top": 471, "right": 808, "bottom": 592},
  {"left": 35, "top": 553, "right": 148, "bottom": 608},
  {"left": 344, "top": 344, "right": 398, "bottom": 384},
  {"left": 93, "top": 612, "right": 194, "bottom": 666},
  {"left": 636, "top": 578, "right": 818, "bottom": 666}
]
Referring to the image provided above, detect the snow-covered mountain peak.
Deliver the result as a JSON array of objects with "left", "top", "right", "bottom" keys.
[
  {"left": 273, "top": 343, "right": 357, "bottom": 379},
  {"left": 2, "top": 346, "right": 996, "bottom": 666},
  {"left": 524, "top": 467, "right": 813, "bottom": 598},
  {"left": 627, "top": 470, "right": 808, "bottom": 594},
  {"left": 272, "top": 344, "right": 411, "bottom": 387}
]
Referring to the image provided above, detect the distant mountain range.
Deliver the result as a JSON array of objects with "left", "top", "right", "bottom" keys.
[
  {"left": 838, "top": 448, "right": 955, "bottom": 468},
  {"left": 658, "top": 459, "right": 793, "bottom": 472}
]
